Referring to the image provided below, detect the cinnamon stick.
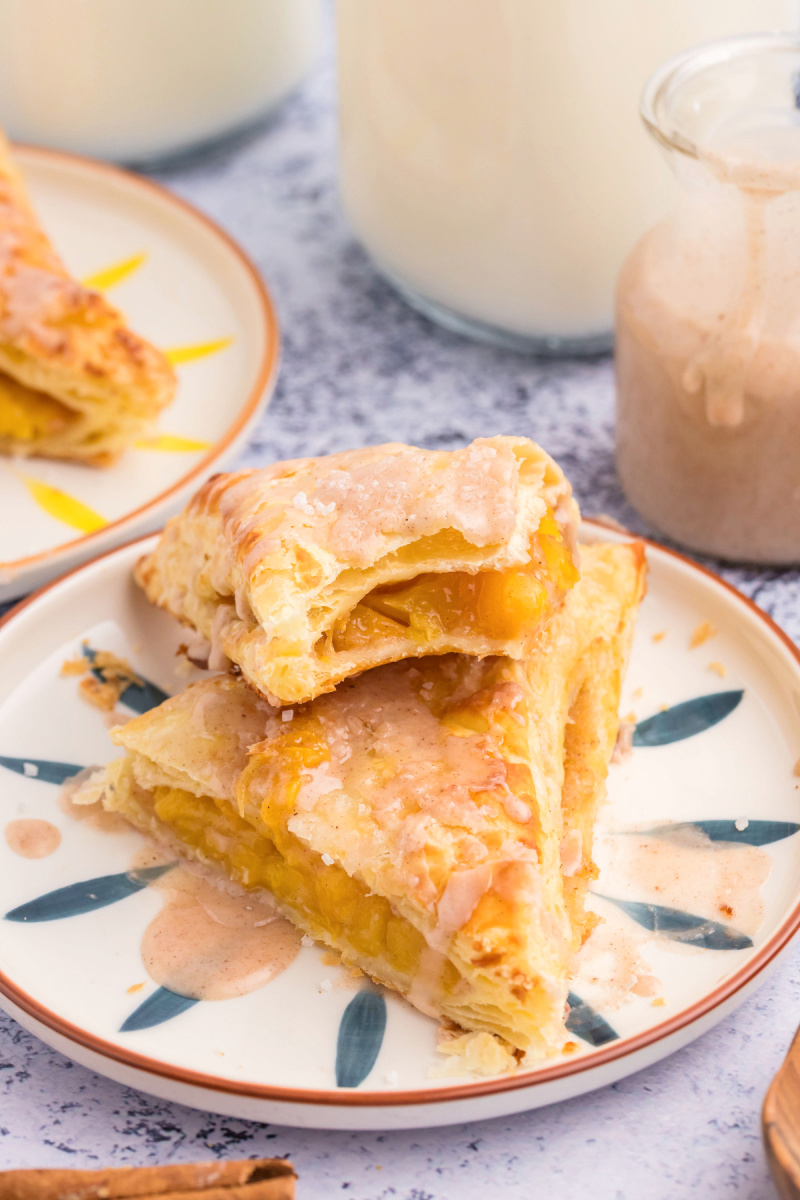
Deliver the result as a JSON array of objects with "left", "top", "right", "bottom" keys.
[{"left": 0, "top": 1158, "right": 296, "bottom": 1200}]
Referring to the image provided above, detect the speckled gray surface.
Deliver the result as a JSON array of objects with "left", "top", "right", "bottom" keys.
[{"left": 1, "top": 22, "right": 799, "bottom": 1200}]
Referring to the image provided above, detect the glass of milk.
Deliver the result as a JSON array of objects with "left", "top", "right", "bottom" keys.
[
  {"left": 337, "top": 0, "right": 797, "bottom": 355},
  {"left": 0, "top": 0, "right": 321, "bottom": 165},
  {"left": 616, "top": 34, "right": 800, "bottom": 564}
]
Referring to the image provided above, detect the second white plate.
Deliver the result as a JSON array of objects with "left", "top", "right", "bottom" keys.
[{"left": 0, "top": 144, "right": 279, "bottom": 602}]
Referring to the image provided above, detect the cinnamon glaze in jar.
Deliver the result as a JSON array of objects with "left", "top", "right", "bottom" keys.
[{"left": 616, "top": 35, "right": 800, "bottom": 563}]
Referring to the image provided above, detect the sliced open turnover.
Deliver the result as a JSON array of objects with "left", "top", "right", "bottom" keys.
[
  {"left": 0, "top": 132, "right": 176, "bottom": 464},
  {"left": 135, "top": 436, "right": 581, "bottom": 706},
  {"left": 87, "top": 542, "right": 645, "bottom": 1057}
]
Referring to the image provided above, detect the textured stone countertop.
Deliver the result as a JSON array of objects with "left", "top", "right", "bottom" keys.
[{"left": 1, "top": 28, "right": 800, "bottom": 1200}]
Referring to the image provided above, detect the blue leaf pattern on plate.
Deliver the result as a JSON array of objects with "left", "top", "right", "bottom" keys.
[
  {"left": 640, "top": 819, "right": 800, "bottom": 847},
  {"left": 0, "top": 755, "right": 84, "bottom": 785},
  {"left": 595, "top": 894, "right": 753, "bottom": 950},
  {"left": 120, "top": 986, "right": 199, "bottom": 1032},
  {"left": 4, "top": 864, "right": 175, "bottom": 922},
  {"left": 566, "top": 992, "right": 619, "bottom": 1046},
  {"left": 633, "top": 690, "right": 744, "bottom": 747},
  {"left": 336, "top": 990, "right": 387, "bottom": 1087},
  {"left": 82, "top": 645, "right": 169, "bottom": 714}
]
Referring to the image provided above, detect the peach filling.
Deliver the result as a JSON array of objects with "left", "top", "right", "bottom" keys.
[{"left": 330, "top": 511, "right": 577, "bottom": 652}]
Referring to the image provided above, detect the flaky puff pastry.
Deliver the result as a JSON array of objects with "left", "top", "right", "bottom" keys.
[
  {"left": 136, "top": 436, "right": 580, "bottom": 706},
  {"left": 91, "top": 542, "right": 644, "bottom": 1057},
  {"left": 0, "top": 132, "right": 176, "bottom": 465}
]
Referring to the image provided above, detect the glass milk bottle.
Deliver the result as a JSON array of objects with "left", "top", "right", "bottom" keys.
[
  {"left": 616, "top": 34, "right": 800, "bottom": 564},
  {"left": 337, "top": 0, "right": 797, "bottom": 355},
  {"left": 0, "top": 0, "right": 321, "bottom": 164}
]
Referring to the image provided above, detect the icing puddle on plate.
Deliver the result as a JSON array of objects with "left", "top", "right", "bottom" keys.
[
  {"left": 4, "top": 818, "right": 61, "bottom": 860},
  {"left": 136, "top": 858, "right": 301, "bottom": 1003}
]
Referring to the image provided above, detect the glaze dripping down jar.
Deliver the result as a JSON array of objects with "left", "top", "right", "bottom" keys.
[{"left": 616, "top": 34, "right": 800, "bottom": 564}]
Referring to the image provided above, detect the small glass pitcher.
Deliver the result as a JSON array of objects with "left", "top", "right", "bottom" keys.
[{"left": 616, "top": 33, "right": 800, "bottom": 564}]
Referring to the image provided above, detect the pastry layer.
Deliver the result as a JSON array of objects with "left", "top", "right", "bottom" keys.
[
  {"left": 94, "top": 542, "right": 644, "bottom": 1056},
  {"left": 0, "top": 132, "right": 176, "bottom": 464},
  {"left": 135, "top": 436, "right": 580, "bottom": 705}
]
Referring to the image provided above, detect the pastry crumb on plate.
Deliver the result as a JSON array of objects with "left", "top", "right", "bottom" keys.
[
  {"left": 429, "top": 1030, "right": 519, "bottom": 1078},
  {"left": 690, "top": 620, "right": 717, "bottom": 649}
]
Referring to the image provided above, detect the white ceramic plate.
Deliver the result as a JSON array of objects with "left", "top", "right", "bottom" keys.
[
  {"left": 0, "top": 145, "right": 279, "bottom": 603},
  {"left": 0, "top": 523, "right": 798, "bottom": 1131}
]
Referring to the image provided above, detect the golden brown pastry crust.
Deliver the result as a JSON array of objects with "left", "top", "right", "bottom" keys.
[
  {"left": 0, "top": 131, "right": 176, "bottom": 464},
  {"left": 97, "top": 541, "right": 645, "bottom": 1056},
  {"left": 136, "top": 436, "right": 581, "bottom": 705},
  {"left": 549, "top": 541, "right": 646, "bottom": 948}
]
